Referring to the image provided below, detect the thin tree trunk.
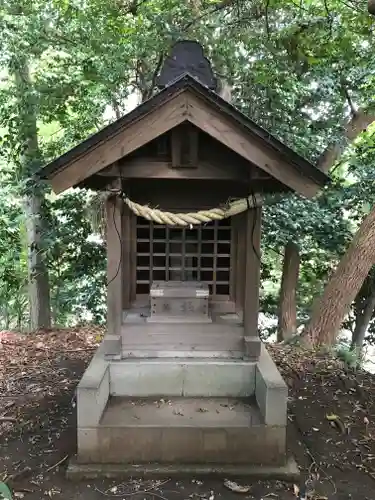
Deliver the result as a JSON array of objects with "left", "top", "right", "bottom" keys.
[
  {"left": 304, "top": 206, "right": 375, "bottom": 346},
  {"left": 112, "top": 97, "right": 121, "bottom": 120},
  {"left": 277, "top": 241, "right": 300, "bottom": 342},
  {"left": 4, "top": 305, "right": 9, "bottom": 330},
  {"left": 317, "top": 110, "right": 375, "bottom": 173},
  {"left": 14, "top": 58, "right": 51, "bottom": 330},
  {"left": 24, "top": 195, "right": 51, "bottom": 329},
  {"left": 351, "top": 286, "right": 375, "bottom": 353}
]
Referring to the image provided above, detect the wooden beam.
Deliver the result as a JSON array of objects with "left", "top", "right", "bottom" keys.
[
  {"left": 106, "top": 194, "right": 124, "bottom": 339},
  {"left": 50, "top": 92, "right": 188, "bottom": 194},
  {"left": 98, "top": 158, "right": 250, "bottom": 182},
  {"left": 186, "top": 94, "right": 319, "bottom": 198},
  {"left": 243, "top": 207, "right": 262, "bottom": 337}
]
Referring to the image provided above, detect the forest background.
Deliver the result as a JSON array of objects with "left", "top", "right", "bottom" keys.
[{"left": 0, "top": 0, "right": 374, "bottom": 366}]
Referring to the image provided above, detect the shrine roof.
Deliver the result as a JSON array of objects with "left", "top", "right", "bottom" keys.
[{"left": 38, "top": 73, "right": 329, "bottom": 198}]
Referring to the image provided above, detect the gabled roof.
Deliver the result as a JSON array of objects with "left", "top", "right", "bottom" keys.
[{"left": 38, "top": 74, "right": 329, "bottom": 198}]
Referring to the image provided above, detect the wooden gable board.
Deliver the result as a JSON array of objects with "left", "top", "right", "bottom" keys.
[
  {"left": 49, "top": 92, "right": 188, "bottom": 194},
  {"left": 39, "top": 75, "right": 329, "bottom": 198},
  {"left": 186, "top": 93, "right": 319, "bottom": 198}
]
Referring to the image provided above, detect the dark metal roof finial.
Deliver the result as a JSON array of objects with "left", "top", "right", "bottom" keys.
[{"left": 156, "top": 41, "right": 217, "bottom": 91}]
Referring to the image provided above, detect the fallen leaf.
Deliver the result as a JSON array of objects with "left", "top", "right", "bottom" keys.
[
  {"left": 326, "top": 413, "right": 346, "bottom": 433},
  {"left": 44, "top": 488, "right": 61, "bottom": 497},
  {"left": 326, "top": 413, "right": 338, "bottom": 421},
  {"left": 0, "top": 482, "right": 12, "bottom": 500},
  {"left": 173, "top": 409, "right": 184, "bottom": 416},
  {"left": 223, "top": 480, "right": 250, "bottom": 493},
  {"left": 293, "top": 484, "right": 299, "bottom": 497}
]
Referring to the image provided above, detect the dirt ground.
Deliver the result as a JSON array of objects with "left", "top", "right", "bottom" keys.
[{"left": 1, "top": 328, "right": 375, "bottom": 500}]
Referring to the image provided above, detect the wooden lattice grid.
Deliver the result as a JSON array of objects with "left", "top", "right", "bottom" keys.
[{"left": 136, "top": 217, "right": 231, "bottom": 296}]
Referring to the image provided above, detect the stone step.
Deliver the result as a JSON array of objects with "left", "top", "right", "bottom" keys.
[
  {"left": 121, "top": 322, "right": 244, "bottom": 335},
  {"left": 109, "top": 358, "right": 256, "bottom": 397},
  {"left": 121, "top": 349, "right": 244, "bottom": 359},
  {"left": 121, "top": 322, "right": 245, "bottom": 357},
  {"left": 78, "top": 396, "right": 286, "bottom": 465}
]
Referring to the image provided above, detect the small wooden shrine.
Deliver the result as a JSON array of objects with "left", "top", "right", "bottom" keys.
[{"left": 39, "top": 41, "right": 329, "bottom": 475}]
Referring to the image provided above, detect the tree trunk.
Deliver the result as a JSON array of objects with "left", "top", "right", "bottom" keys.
[
  {"left": 304, "top": 206, "right": 375, "bottom": 346},
  {"left": 351, "top": 285, "right": 375, "bottom": 353},
  {"left": 14, "top": 58, "right": 51, "bottom": 330},
  {"left": 24, "top": 195, "right": 51, "bottom": 329},
  {"left": 317, "top": 110, "right": 375, "bottom": 173},
  {"left": 277, "top": 241, "right": 300, "bottom": 342}
]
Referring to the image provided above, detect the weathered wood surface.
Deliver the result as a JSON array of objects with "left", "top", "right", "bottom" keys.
[
  {"left": 126, "top": 179, "right": 251, "bottom": 210},
  {"left": 50, "top": 92, "right": 188, "bottom": 194},
  {"left": 186, "top": 94, "right": 319, "bottom": 198},
  {"left": 98, "top": 158, "right": 250, "bottom": 181},
  {"left": 48, "top": 87, "right": 323, "bottom": 197},
  {"left": 106, "top": 194, "right": 123, "bottom": 337},
  {"left": 121, "top": 204, "right": 132, "bottom": 309},
  {"left": 243, "top": 207, "right": 262, "bottom": 337},
  {"left": 130, "top": 211, "right": 137, "bottom": 303},
  {"left": 234, "top": 212, "right": 246, "bottom": 311},
  {"left": 229, "top": 216, "right": 238, "bottom": 302}
]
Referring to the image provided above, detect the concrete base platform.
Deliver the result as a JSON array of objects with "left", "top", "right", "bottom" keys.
[
  {"left": 78, "top": 396, "right": 286, "bottom": 465},
  {"left": 67, "top": 456, "right": 300, "bottom": 481},
  {"left": 76, "top": 342, "right": 289, "bottom": 469}
]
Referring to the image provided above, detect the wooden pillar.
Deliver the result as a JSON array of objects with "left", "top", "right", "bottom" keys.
[
  {"left": 105, "top": 194, "right": 123, "bottom": 357},
  {"left": 243, "top": 206, "right": 262, "bottom": 359},
  {"left": 234, "top": 212, "right": 246, "bottom": 312},
  {"left": 229, "top": 217, "right": 238, "bottom": 302},
  {"left": 130, "top": 211, "right": 137, "bottom": 303},
  {"left": 122, "top": 208, "right": 137, "bottom": 306},
  {"left": 122, "top": 205, "right": 132, "bottom": 310}
]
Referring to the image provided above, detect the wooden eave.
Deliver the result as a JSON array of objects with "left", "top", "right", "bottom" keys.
[{"left": 38, "top": 74, "right": 329, "bottom": 199}]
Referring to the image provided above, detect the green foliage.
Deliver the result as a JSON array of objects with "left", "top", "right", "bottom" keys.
[
  {"left": 0, "top": 161, "right": 28, "bottom": 329},
  {"left": 335, "top": 344, "right": 362, "bottom": 369},
  {"left": 0, "top": 0, "right": 374, "bottom": 338},
  {"left": 44, "top": 192, "right": 106, "bottom": 325},
  {"left": 0, "top": 174, "right": 106, "bottom": 328}
]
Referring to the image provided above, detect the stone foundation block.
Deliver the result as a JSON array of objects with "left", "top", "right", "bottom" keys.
[
  {"left": 255, "top": 344, "right": 288, "bottom": 427},
  {"left": 81, "top": 424, "right": 286, "bottom": 465}
]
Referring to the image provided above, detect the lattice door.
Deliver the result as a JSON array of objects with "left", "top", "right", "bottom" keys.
[{"left": 136, "top": 217, "right": 231, "bottom": 296}]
